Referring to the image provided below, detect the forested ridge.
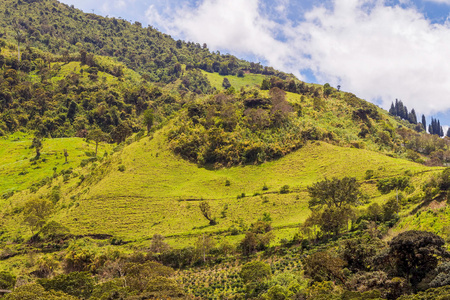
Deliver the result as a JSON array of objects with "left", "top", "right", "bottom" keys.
[
  {"left": 2, "top": 1, "right": 450, "bottom": 300},
  {"left": 0, "top": 0, "right": 290, "bottom": 83}
]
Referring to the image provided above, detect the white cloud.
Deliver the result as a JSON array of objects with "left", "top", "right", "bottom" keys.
[
  {"left": 289, "top": 1, "right": 450, "bottom": 116},
  {"left": 147, "top": 0, "right": 450, "bottom": 117},
  {"left": 146, "top": 0, "right": 303, "bottom": 78},
  {"left": 423, "top": 0, "right": 450, "bottom": 4}
]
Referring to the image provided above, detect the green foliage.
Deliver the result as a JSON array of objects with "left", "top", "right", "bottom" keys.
[
  {"left": 240, "top": 220, "right": 273, "bottom": 255},
  {"left": 339, "top": 235, "right": 384, "bottom": 272},
  {"left": 4, "top": 283, "right": 78, "bottom": 300},
  {"left": 89, "top": 279, "right": 129, "bottom": 300},
  {"left": 382, "top": 197, "right": 400, "bottom": 222},
  {"left": 0, "top": 271, "right": 16, "bottom": 290},
  {"left": 279, "top": 185, "right": 290, "bottom": 194},
  {"left": 440, "top": 167, "right": 450, "bottom": 190},
  {"left": 87, "top": 128, "right": 109, "bottom": 156},
  {"left": 37, "top": 271, "right": 95, "bottom": 299},
  {"left": 38, "top": 221, "right": 71, "bottom": 241},
  {"left": 199, "top": 201, "right": 216, "bottom": 225},
  {"left": 31, "top": 137, "right": 43, "bottom": 159},
  {"left": 303, "top": 251, "right": 346, "bottom": 284},
  {"left": 308, "top": 177, "right": 361, "bottom": 211},
  {"left": 365, "top": 169, "right": 375, "bottom": 180},
  {"left": 124, "top": 261, "right": 184, "bottom": 298},
  {"left": 323, "top": 83, "right": 333, "bottom": 98},
  {"left": 348, "top": 271, "right": 410, "bottom": 300},
  {"left": 429, "top": 262, "right": 450, "bottom": 288},
  {"left": 169, "top": 89, "right": 304, "bottom": 166},
  {"left": 63, "top": 246, "right": 95, "bottom": 273},
  {"left": 23, "top": 198, "right": 54, "bottom": 232},
  {"left": 143, "top": 108, "right": 154, "bottom": 134},
  {"left": 386, "top": 230, "right": 448, "bottom": 289},
  {"left": 240, "top": 261, "right": 272, "bottom": 284},
  {"left": 222, "top": 77, "right": 231, "bottom": 89},
  {"left": 305, "top": 206, "right": 356, "bottom": 237},
  {"left": 397, "top": 285, "right": 450, "bottom": 300},
  {"left": 377, "top": 176, "right": 411, "bottom": 194}
]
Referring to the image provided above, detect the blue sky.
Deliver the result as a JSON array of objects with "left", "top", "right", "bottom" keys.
[{"left": 59, "top": 0, "right": 450, "bottom": 126}]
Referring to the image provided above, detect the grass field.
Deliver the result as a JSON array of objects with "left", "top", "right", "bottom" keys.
[
  {"left": 13, "top": 123, "right": 431, "bottom": 246},
  {"left": 0, "top": 132, "right": 112, "bottom": 195},
  {"left": 203, "top": 71, "right": 266, "bottom": 91}
]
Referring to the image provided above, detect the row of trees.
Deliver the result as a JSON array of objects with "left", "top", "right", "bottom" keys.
[
  {"left": 389, "top": 99, "right": 448, "bottom": 138},
  {"left": 389, "top": 99, "right": 418, "bottom": 125}
]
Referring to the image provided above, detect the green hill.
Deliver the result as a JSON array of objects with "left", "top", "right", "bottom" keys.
[{"left": 2, "top": 1, "right": 450, "bottom": 299}]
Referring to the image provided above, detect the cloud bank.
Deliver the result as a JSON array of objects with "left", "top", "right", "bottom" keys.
[{"left": 146, "top": 0, "right": 450, "bottom": 117}]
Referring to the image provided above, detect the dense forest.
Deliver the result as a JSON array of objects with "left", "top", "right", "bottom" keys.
[{"left": 2, "top": 1, "right": 450, "bottom": 300}]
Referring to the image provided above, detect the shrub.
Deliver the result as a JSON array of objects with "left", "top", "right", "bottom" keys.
[
  {"left": 365, "top": 170, "right": 374, "bottom": 180},
  {"left": 39, "top": 221, "right": 71, "bottom": 241},
  {"left": 279, "top": 185, "right": 290, "bottom": 194},
  {"left": 37, "top": 272, "right": 95, "bottom": 299},
  {"left": 4, "top": 283, "right": 78, "bottom": 300},
  {"left": 240, "top": 261, "right": 272, "bottom": 284},
  {"left": 0, "top": 271, "right": 16, "bottom": 290}
]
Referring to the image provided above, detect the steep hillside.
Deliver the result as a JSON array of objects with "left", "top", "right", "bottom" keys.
[
  {"left": 0, "top": 0, "right": 288, "bottom": 83},
  {"left": 2, "top": 2, "right": 450, "bottom": 299},
  {"left": 0, "top": 119, "right": 439, "bottom": 243}
]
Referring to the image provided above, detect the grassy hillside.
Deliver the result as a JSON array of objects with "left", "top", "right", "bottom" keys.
[
  {"left": 0, "top": 132, "right": 112, "bottom": 196},
  {"left": 202, "top": 71, "right": 266, "bottom": 90},
  {"left": 2, "top": 2, "right": 450, "bottom": 299},
  {"left": 0, "top": 123, "right": 436, "bottom": 245}
]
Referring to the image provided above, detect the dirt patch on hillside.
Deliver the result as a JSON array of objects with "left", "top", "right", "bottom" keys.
[{"left": 427, "top": 200, "right": 447, "bottom": 210}]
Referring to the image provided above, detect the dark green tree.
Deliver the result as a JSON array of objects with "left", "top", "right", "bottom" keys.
[
  {"left": 0, "top": 271, "right": 16, "bottom": 290},
  {"left": 307, "top": 177, "right": 361, "bottom": 210},
  {"left": 240, "top": 261, "right": 271, "bottom": 284},
  {"left": 87, "top": 128, "right": 109, "bottom": 156},
  {"left": 222, "top": 77, "right": 231, "bottom": 89},
  {"left": 199, "top": 201, "right": 216, "bottom": 225},
  {"left": 111, "top": 122, "right": 132, "bottom": 144},
  {"left": 31, "top": 136, "right": 43, "bottom": 159},
  {"left": 143, "top": 109, "right": 154, "bottom": 135},
  {"left": 323, "top": 83, "right": 332, "bottom": 97},
  {"left": 387, "top": 230, "right": 449, "bottom": 290},
  {"left": 37, "top": 272, "right": 95, "bottom": 299},
  {"left": 303, "top": 251, "right": 346, "bottom": 284},
  {"left": 261, "top": 78, "right": 271, "bottom": 90},
  {"left": 23, "top": 198, "right": 54, "bottom": 233}
]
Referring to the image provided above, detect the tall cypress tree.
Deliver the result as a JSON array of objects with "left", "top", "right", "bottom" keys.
[
  {"left": 408, "top": 109, "right": 417, "bottom": 124},
  {"left": 389, "top": 102, "right": 396, "bottom": 115},
  {"left": 438, "top": 120, "right": 444, "bottom": 137},
  {"left": 421, "top": 114, "right": 426, "bottom": 131}
]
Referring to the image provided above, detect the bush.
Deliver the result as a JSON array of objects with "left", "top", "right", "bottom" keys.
[
  {"left": 377, "top": 176, "right": 411, "bottom": 194},
  {"left": 279, "top": 185, "right": 290, "bottom": 194},
  {"left": 37, "top": 272, "right": 95, "bottom": 299},
  {"left": 240, "top": 261, "right": 272, "bottom": 284},
  {"left": 4, "top": 283, "right": 78, "bottom": 300},
  {"left": 0, "top": 271, "right": 16, "bottom": 290},
  {"left": 39, "top": 221, "right": 71, "bottom": 241},
  {"left": 365, "top": 170, "right": 374, "bottom": 180}
]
